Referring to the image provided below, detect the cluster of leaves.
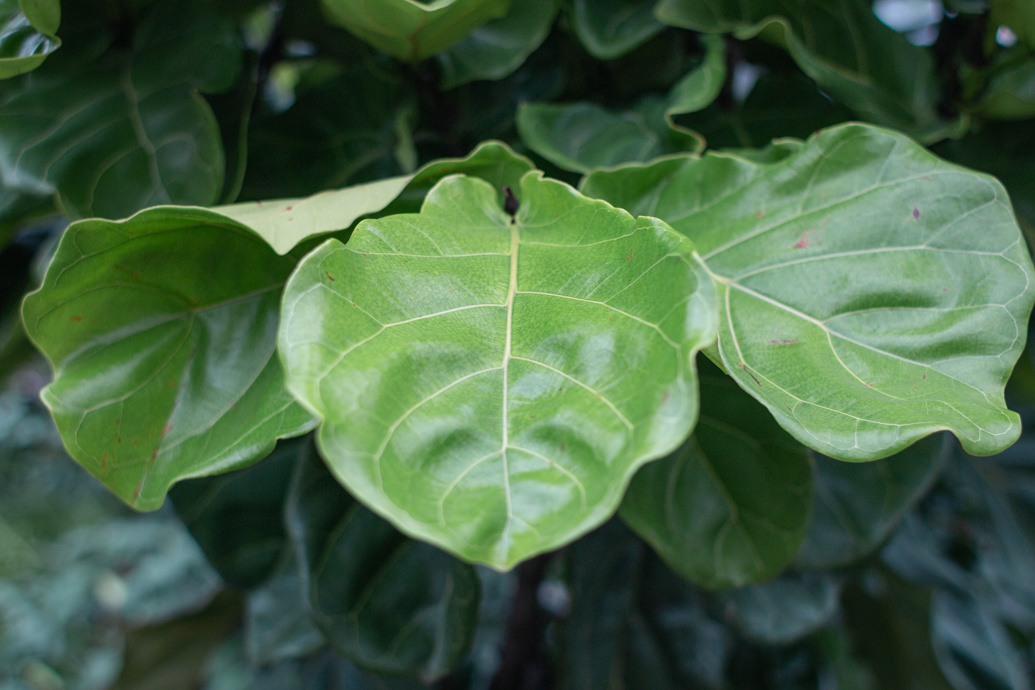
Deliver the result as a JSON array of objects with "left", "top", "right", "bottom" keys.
[{"left": 3, "top": 0, "right": 1035, "bottom": 687}]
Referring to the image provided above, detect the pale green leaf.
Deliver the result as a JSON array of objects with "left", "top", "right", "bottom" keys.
[
  {"left": 436, "top": 0, "right": 559, "bottom": 89},
  {"left": 21, "top": 208, "right": 315, "bottom": 510},
  {"left": 279, "top": 172, "right": 718, "bottom": 569},
  {"left": 571, "top": 0, "right": 664, "bottom": 60},
  {"left": 621, "top": 362, "right": 812, "bottom": 588},
  {"left": 286, "top": 442, "right": 479, "bottom": 680},
  {"left": 516, "top": 34, "right": 724, "bottom": 173},
  {"left": 18, "top": 0, "right": 58, "bottom": 35},
  {"left": 321, "top": 0, "right": 511, "bottom": 62},
  {"left": 0, "top": 0, "right": 59, "bottom": 79},
  {"left": 582, "top": 123, "right": 1034, "bottom": 460},
  {"left": 0, "top": 2, "right": 239, "bottom": 218},
  {"left": 655, "top": 0, "right": 957, "bottom": 141}
]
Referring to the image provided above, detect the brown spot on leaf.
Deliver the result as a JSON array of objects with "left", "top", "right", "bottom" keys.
[
  {"left": 738, "top": 363, "right": 761, "bottom": 386},
  {"left": 627, "top": 251, "right": 633, "bottom": 262},
  {"left": 560, "top": 442, "right": 566, "bottom": 452},
  {"left": 69, "top": 316, "right": 83, "bottom": 322},
  {"left": 325, "top": 272, "right": 335, "bottom": 281},
  {"left": 114, "top": 264, "right": 140, "bottom": 279},
  {"left": 912, "top": 208, "right": 920, "bottom": 220},
  {"left": 767, "top": 339, "right": 798, "bottom": 346},
  {"left": 794, "top": 229, "right": 816, "bottom": 249}
]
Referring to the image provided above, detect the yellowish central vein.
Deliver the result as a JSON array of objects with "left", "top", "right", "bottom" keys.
[{"left": 500, "top": 221, "right": 519, "bottom": 546}]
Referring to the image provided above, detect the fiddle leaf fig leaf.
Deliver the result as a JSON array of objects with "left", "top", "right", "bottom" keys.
[
  {"left": 582, "top": 123, "right": 1035, "bottom": 461},
  {"left": 516, "top": 34, "right": 724, "bottom": 173},
  {"left": 435, "top": 0, "right": 559, "bottom": 89},
  {"left": 320, "top": 0, "right": 511, "bottom": 62},
  {"left": 0, "top": 0, "right": 60, "bottom": 79},
  {"left": 219, "top": 140, "right": 535, "bottom": 255},
  {"left": 620, "top": 362, "right": 812, "bottom": 589},
  {"left": 286, "top": 440, "right": 479, "bottom": 680},
  {"left": 571, "top": 0, "right": 665, "bottom": 60},
  {"left": 655, "top": 0, "right": 956, "bottom": 141},
  {"left": 21, "top": 208, "right": 316, "bottom": 510},
  {"left": 279, "top": 171, "right": 718, "bottom": 569}
]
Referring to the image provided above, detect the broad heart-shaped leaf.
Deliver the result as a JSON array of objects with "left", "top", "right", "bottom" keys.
[
  {"left": 0, "top": 1, "right": 240, "bottom": 219},
  {"left": 320, "top": 0, "right": 511, "bottom": 62},
  {"left": 516, "top": 34, "right": 725, "bottom": 173},
  {"left": 435, "top": 0, "right": 559, "bottom": 90},
  {"left": 279, "top": 172, "right": 718, "bottom": 570},
  {"left": 571, "top": 0, "right": 665, "bottom": 60},
  {"left": 620, "top": 361, "right": 812, "bottom": 589},
  {"left": 581, "top": 123, "right": 1035, "bottom": 461},
  {"left": 655, "top": 0, "right": 957, "bottom": 141},
  {"left": 795, "top": 433, "right": 947, "bottom": 570},
  {"left": 286, "top": 438, "right": 479, "bottom": 680},
  {"left": 0, "top": 0, "right": 60, "bottom": 79},
  {"left": 21, "top": 208, "right": 315, "bottom": 510},
  {"left": 220, "top": 140, "right": 535, "bottom": 255}
]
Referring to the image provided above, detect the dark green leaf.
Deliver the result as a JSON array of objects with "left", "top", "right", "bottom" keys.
[
  {"left": 436, "top": 0, "right": 559, "bottom": 89},
  {"left": 516, "top": 34, "right": 725, "bottom": 172},
  {"left": 570, "top": 0, "right": 664, "bottom": 60},
  {"left": 655, "top": 0, "right": 957, "bottom": 140},
  {"left": 971, "top": 55, "right": 1035, "bottom": 121},
  {"left": 286, "top": 440, "right": 479, "bottom": 680},
  {"left": 991, "top": 0, "right": 1035, "bottom": 49},
  {"left": 0, "top": 1, "right": 240, "bottom": 218},
  {"left": 719, "top": 572, "right": 841, "bottom": 644},
  {"left": 582, "top": 123, "right": 1034, "bottom": 461},
  {"left": 621, "top": 363, "right": 812, "bottom": 588},
  {"left": 21, "top": 209, "right": 315, "bottom": 510},
  {"left": 279, "top": 172, "right": 718, "bottom": 568},
  {"left": 320, "top": 0, "right": 511, "bottom": 62},
  {"left": 246, "top": 558, "right": 326, "bottom": 665},
  {"left": 796, "top": 435, "right": 947, "bottom": 570}
]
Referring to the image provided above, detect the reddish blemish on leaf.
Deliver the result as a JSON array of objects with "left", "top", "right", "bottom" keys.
[
  {"left": 793, "top": 229, "right": 816, "bottom": 249},
  {"left": 943, "top": 288, "right": 948, "bottom": 292},
  {"left": 923, "top": 374, "right": 927, "bottom": 379},
  {"left": 920, "top": 176, "right": 933, "bottom": 181},
  {"left": 865, "top": 382, "right": 873, "bottom": 387},
  {"left": 285, "top": 205, "right": 294, "bottom": 211},
  {"left": 69, "top": 315, "right": 83, "bottom": 322},
  {"left": 912, "top": 208, "right": 920, "bottom": 220},
  {"left": 756, "top": 211, "right": 766, "bottom": 219},
  {"left": 162, "top": 425, "right": 173, "bottom": 436},
  {"left": 767, "top": 339, "right": 798, "bottom": 346},
  {"left": 114, "top": 264, "right": 140, "bottom": 279},
  {"left": 627, "top": 251, "right": 633, "bottom": 262},
  {"left": 662, "top": 391, "right": 670, "bottom": 403},
  {"left": 325, "top": 272, "right": 335, "bottom": 281},
  {"left": 560, "top": 442, "right": 565, "bottom": 452},
  {"left": 738, "top": 363, "right": 761, "bottom": 386},
  {"left": 114, "top": 419, "right": 120, "bottom": 425},
  {"left": 100, "top": 454, "right": 108, "bottom": 472}
]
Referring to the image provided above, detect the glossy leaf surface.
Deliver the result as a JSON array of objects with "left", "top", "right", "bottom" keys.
[
  {"left": 286, "top": 441, "right": 479, "bottom": 679},
  {"left": 517, "top": 34, "right": 724, "bottom": 173},
  {"left": 571, "top": 0, "right": 664, "bottom": 60},
  {"left": 0, "top": 0, "right": 60, "bottom": 79},
  {"left": 279, "top": 172, "right": 718, "bottom": 569},
  {"left": 22, "top": 209, "right": 315, "bottom": 510},
  {"left": 655, "top": 0, "right": 953, "bottom": 140},
  {"left": 621, "top": 363, "right": 812, "bottom": 588},
  {"left": 796, "top": 434, "right": 947, "bottom": 569},
  {"left": 436, "top": 0, "right": 559, "bottom": 89},
  {"left": 582, "top": 123, "right": 1034, "bottom": 461},
  {"left": 0, "top": 2, "right": 239, "bottom": 218},
  {"left": 321, "top": 0, "right": 511, "bottom": 62}
]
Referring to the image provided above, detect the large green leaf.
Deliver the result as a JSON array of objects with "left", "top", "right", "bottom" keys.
[
  {"left": 21, "top": 209, "right": 315, "bottom": 510},
  {"left": 655, "top": 0, "right": 955, "bottom": 140},
  {"left": 582, "top": 123, "right": 1034, "bottom": 461},
  {"left": 279, "top": 171, "right": 718, "bottom": 569},
  {"left": 571, "top": 0, "right": 665, "bottom": 60},
  {"left": 796, "top": 434, "right": 947, "bottom": 570},
  {"left": 321, "top": 0, "right": 511, "bottom": 62},
  {"left": 620, "top": 362, "right": 812, "bottom": 588},
  {"left": 286, "top": 440, "right": 479, "bottom": 680},
  {"left": 435, "top": 0, "right": 559, "bottom": 89},
  {"left": 0, "top": 1, "right": 240, "bottom": 218},
  {"left": 0, "top": 0, "right": 60, "bottom": 79},
  {"left": 222, "top": 140, "right": 535, "bottom": 255},
  {"left": 719, "top": 572, "right": 841, "bottom": 644},
  {"left": 516, "top": 34, "right": 725, "bottom": 173}
]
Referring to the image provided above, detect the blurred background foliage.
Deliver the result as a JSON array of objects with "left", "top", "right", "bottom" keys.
[{"left": 2, "top": 0, "right": 1035, "bottom": 687}]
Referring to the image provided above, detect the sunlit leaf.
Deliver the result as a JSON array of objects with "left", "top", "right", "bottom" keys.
[
  {"left": 436, "top": 0, "right": 559, "bottom": 89},
  {"left": 516, "top": 34, "right": 724, "bottom": 172},
  {"left": 279, "top": 172, "right": 718, "bottom": 569},
  {"left": 621, "top": 362, "right": 811, "bottom": 588},
  {"left": 796, "top": 434, "right": 947, "bottom": 570},
  {"left": 0, "top": 1, "right": 239, "bottom": 218},
  {"left": 655, "top": 0, "right": 957, "bottom": 140},
  {"left": 286, "top": 441, "right": 479, "bottom": 680},
  {"left": 571, "top": 0, "right": 664, "bottom": 60},
  {"left": 582, "top": 123, "right": 1034, "bottom": 461},
  {"left": 21, "top": 209, "right": 315, "bottom": 510},
  {"left": 321, "top": 0, "right": 511, "bottom": 62}
]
